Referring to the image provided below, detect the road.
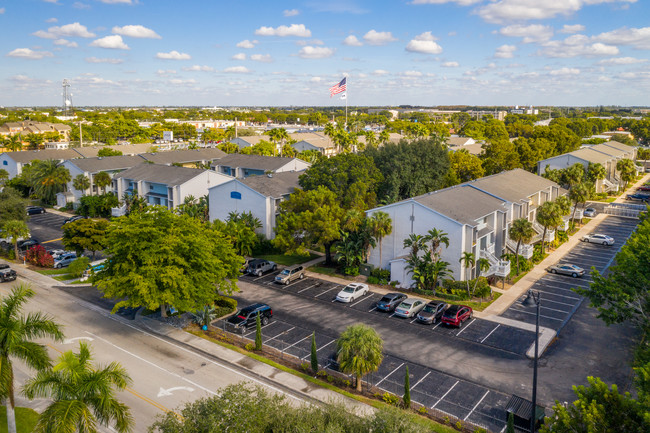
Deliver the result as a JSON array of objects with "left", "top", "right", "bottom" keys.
[{"left": 1, "top": 277, "right": 308, "bottom": 432}]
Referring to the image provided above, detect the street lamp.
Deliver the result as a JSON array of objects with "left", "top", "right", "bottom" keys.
[{"left": 522, "top": 289, "right": 541, "bottom": 433}]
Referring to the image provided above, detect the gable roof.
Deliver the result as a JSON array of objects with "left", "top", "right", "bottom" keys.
[
  {"left": 599, "top": 140, "right": 635, "bottom": 154},
  {"left": 213, "top": 153, "right": 305, "bottom": 171},
  {"left": 465, "top": 168, "right": 559, "bottom": 203},
  {"left": 72, "top": 143, "right": 155, "bottom": 157},
  {"left": 2, "top": 149, "right": 82, "bottom": 163},
  {"left": 67, "top": 155, "right": 147, "bottom": 173},
  {"left": 446, "top": 136, "right": 475, "bottom": 147},
  {"left": 414, "top": 185, "right": 507, "bottom": 226},
  {"left": 567, "top": 147, "right": 613, "bottom": 165},
  {"left": 241, "top": 171, "right": 302, "bottom": 198},
  {"left": 140, "top": 148, "right": 226, "bottom": 165},
  {"left": 113, "top": 163, "right": 213, "bottom": 185}
]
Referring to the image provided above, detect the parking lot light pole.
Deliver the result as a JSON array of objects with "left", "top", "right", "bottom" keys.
[{"left": 522, "top": 289, "right": 541, "bottom": 433}]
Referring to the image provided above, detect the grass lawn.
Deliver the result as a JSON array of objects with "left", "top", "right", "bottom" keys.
[
  {"left": 0, "top": 406, "right": 40, "bottom": 433},
  {"left": 35, "top": 268, "right": 68, "bottom": 275},
  {"left": 258, "top": 253, "right": 319, "bottom": 266},
  {"left": 308, "top": 265, "right": 358, "bottom": 281},
  {"left": 52, "top": 274, "right": 74, "bottom": 282}
]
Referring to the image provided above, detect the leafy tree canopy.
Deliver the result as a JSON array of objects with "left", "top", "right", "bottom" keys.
[
  {"left": 62, "top": 218, "right": 109, "bottom": 259},
  {"left": 0, "top": 187, "right": 28, "bottom": 224}
]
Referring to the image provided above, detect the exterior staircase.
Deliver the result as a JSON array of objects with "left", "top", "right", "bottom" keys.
[
  {"left": 111, "top": 204, "right": 127, "bottom": 217},
  {"left": 479, "top": 249, "right": 510, "bottom": 278},
  {"left": 505, "top": 239, "right": 535, "bottom": 259},
  {"left": 532, "top": 221, "right": 555, "bottom": 242},
  {"left": 603, "top": 178, "right": 618, "bottom": 192}
]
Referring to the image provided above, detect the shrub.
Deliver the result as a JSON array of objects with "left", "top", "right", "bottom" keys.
[
  {"left": 531, "top": 244, "right": 546, "bottom": 263},
  {"left": 78, "top": 193, "right": 119, "bottom": 218},
  {"left": 557, "top": 230, "right": 569, "bottom": 244},
  {"left": 455, "top": 420, "right": 463, "bottom": 430},
  {"left": 370, "top": 267, "right": 391, "bottom": 280},
  {"left": 367, "top": 276, "right": 380, "bottom": 284},
  {"left": 300, "top": 362, "right": 311, "bottom": 373},
  {"left": 244, "top": 343, "right": 255, "bottom": 351},
  {"left": 343, "top": 266, "right": 359, "bottom": 276},
  {"left": 25, "top": 245, "right": 53, "bottom": 267},
  {"left": 343, "top": 379, "right": 351, "bottom": 387},
  {"left": 381, "top": 392, "right": 400, "bottom": 406},
  {"left": 213, "top": 296, "right": 237, "bottom": 318},
  {"left": 417, "top": 406, "right": 428, "bottom": 415},
  {"left": 389, "top": 281, "right": 399, "bottom": 287},
  {"left": 67, "top": 256, "right": 91, "bottom": 278},
  {"left": 326, "top": 375, "right": 334, "bottom": 383},
  {"left": 443, "top": 416, "right": 450, "bottom": 425}
]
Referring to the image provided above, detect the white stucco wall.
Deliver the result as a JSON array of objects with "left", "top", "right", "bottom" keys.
[
  {"left": 276, "top": 158, "right": 311, "bottom": 173},
  {"left": 0, "top": 155, "right": 19, "bottom": 178},
  {"left": 177, "top": 171, "right": 232, "bottom": 209}
]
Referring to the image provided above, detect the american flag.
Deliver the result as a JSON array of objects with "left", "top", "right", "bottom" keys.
[{"left": 329, "top": 77, "right": 347, "bottom": 97}]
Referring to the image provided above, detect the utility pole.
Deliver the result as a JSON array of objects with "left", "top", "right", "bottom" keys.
[{"left": 79, "top": 121, "right": 83, "bottom": 147}]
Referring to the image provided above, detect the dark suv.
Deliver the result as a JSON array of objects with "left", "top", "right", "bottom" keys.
[
  {"left": 0, "top": 264, "right": 17, "bottom": 283},
  {"left": 376, "top": 292, "right": 408, "bottom": 312},
  {"left": 226, "top": 303, "right": 273, "bottom": 332}
]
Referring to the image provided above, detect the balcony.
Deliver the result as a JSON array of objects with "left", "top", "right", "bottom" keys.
[
  {"left": 506, "top": 239, "right": 534, "bottom": 260},
  {"left": 532, "top": 221, "right": 555, "bottom": 242},
  {"left": 479, "top": 249, "right": 510, "bottom": 278}
]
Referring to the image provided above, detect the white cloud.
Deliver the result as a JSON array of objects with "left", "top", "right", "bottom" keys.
[
  {"left": 559, "top": 24, "right": 585, "bottom": 34},
  {"left": 405, "top": 31, "right": 442, "bottom": 54},
  {"left": 298, "top": 46, "right": 334, "bottom": 59},
  {"left": 99, "top": 0, "right": 133, "bottom": 4},
  {"left": 283, "top": 9, "right": 299, "bottom": 17},
  {"left": 495, "top": 44, "right": 516, "bottom": 58},
  {"left": 549, "top": 67, "right": 580, "bottom": 76},
  {"left": 476, "top": 0, "right": 609, "bottom": 24},
  {"left": 540, "top": 36, "right": 619, "bottom": 57},
  {"left": 373, "top": 69, "right": 389, "bottom": 75},
  {"left": 402, "top": 70, "right": 423, "bottom": 77},
  {"left": 85, "top": 56, "right": 124, "bottom": 64},
  {"left": 441, "top": 61, "right": 459, "bottom": 67},
  {"left": 72, "top": 2, "right": 90, "bottom": 9},
  {"left": 6, "top": 48, "right": 54, "bottom": 59},
  {"left": 232, "top": 53, "right": 246, "bottom": 60},
  {"left": 236, "top": 39, "right": 257, "bottom": 49},
  {"left": 363, "top": 30, "right": 397, "bottom": 46},
  {"left": 595, "top": 26, "right": 650, "bottom": 49},
  {"left": 42, "top": 0, "right": 59, "bottom": 3},
  {"left": 156, "top": 69, "right": 176, "bottom": 76},
  {"left": 309, "top": 77, "right": 322, "bottom": 82},
  {"left": 255, "top": 24, "right": 311, "bottom": 37},
  {"left": 343, "top": 35, "right": 363, "bottom": 46},
  {"left": 112, "top": 25, "right": 161, "bottom": 39},
  {"left": 168, "top": 78, "right": 197, "bottom": 85},
  {"left": 33, "top": 22, "right": 96, "bottom": 39},
  {"left": 251, "top": 54, "right": 273, "bottom": 63},
  {"left": 597, "top": 56, "right": 647, "bottom": 65},
  {"left": 411, "top": 0, "right": 481, "bottom": 5},
  {"left": 90, "top": 35, "right": 129, "bottom": 50},
  {"left": 53, "top": 38, "right": 79, "bottom": 48},
  {"left": 183, "top": 65, "right": 215, "bottom": 72},
  {"left": 498, "top": 24, "right": 553, "bottom": 43},
  {"left": 45, "top": 17, "right": 58, "bottom": 23},
  {"left": 156, "top": 50, "right": 191, "bottom": 60},
  {"left": 224, "top": 66, "right": 250, "bottom": 73}
]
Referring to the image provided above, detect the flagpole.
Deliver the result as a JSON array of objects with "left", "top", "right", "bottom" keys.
[{"left": 345, "top": 90, "right": 348, "bottom": 132}]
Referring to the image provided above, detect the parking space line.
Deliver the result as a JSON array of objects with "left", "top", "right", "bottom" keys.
[
  {"left": 432, "top": 322, "right": 442, "bottom": 330},
  {"left": 509, "top": 307, "right": 563, "bottom": 321},
  {"left": 283, "top": 334, "right": 312, "bottom": 351},
  {"left": 254, "top": 272, "right": 276, "bottom": 281},
  {"left": 537, "top": 283, "right": 583, "bottom": 295},
  {"left": 315, "top": 286, "right": 339, "bottom": 298},
  {"left": 389, "top": 312, "right": 397, "bottom": 318},
  {"left": 456, "top": 318, "right": 475, "bottom": 336},
  {"left": 411, "top": 371, "right": 431, "bottom": 390},
  {"left": 316, "top": 339, "right": 335, "bottom": 352},
  {"left": 368, "top": 307, "right": 377, "bottom": 312},
  {"left": 527, "top": 288, "right": 580, "bottom": 301},
  {"left": 285, "top": 278, "right": 308, "bottom": 288},
  {"left": 539, "top": 298, "right": 576, "bottom": 307},
  {"left": 464, "top": 390, "right": 490, "bottom": 421},
  {"left": 432, "top": 380, "right": 459, "bottom": 408},
  {"left": 350, "top": 295, "right": 373, "bottom": 307},
  {"left": 297, "top": 283, "right": 319, "bottom": 293},
  {"left": 265, "top": 326, "right": 295, "bottom": 342},
  {"left": 536, "top": 304, "right": 572, "bottom": 314},
  {"left": 480, "top": 324, "right": 500, "bottom": 344},
  {"left": 244, "top": 321, "right": 277, "bottom": 337},
  {"left": 375, "top": 362, "right": 404, "bottom": 387}
]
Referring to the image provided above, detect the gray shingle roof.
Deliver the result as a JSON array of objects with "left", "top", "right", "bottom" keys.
[
  {"left": 567, "top": 147, "right": 612, "bottom": 164},
  {"left": 113, "top": 163, "right": 211, "bottom": 185},
  {"left": 599, "top": 140, "right": 635, "bottom": 154},
  {"left": 213, "top": 154, "right": 303, "bottom": 171},
  {"left": 465, "top": 168, "right": 559, "bottom": 203},
  {"left": 140, "top": 148, "right": 226, "bottom": 165},
  {"left": 67, "top": 155, "right": 147, "bottom": 173},
  {"left": 414, "top": 185, "right": 506, "bottom": 225},
  {"left": 3, "top": 149, "right": 82, "bottom": 163},
  {"left": 241, "top": 171, "right": 302, "bottom": 198}
]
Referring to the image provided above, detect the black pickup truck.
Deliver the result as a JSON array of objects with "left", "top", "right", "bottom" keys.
[{"left": 0, "top": 264, "right": 17, "bottom": 283}]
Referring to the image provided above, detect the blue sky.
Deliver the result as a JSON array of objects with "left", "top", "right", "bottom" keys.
[{"left": 1, "top": 0, "right": 649, "bottom": 107}]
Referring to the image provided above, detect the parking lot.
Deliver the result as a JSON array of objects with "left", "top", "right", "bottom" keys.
[
  {"left": 26, "top": 211, "right": 67, "bottom": 251},
  {"left": 501, "top": 216, "right": 639, "bottom": 332}
]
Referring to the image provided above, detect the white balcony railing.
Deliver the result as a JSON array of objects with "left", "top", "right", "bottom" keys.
[
  {"left": 479, "top": 249, "right": 510, "bottom": 278},
  {"left": 505, "top": 239, "right": 535, "bottom": 260},
  {"left": 533, "top": 221, "right": 555, "bottom": 242}
]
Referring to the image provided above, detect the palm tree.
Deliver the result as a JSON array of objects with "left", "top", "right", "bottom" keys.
[
  {"left": 72, "top": 174, "right": 91, "bottom": 196},
  {"left": 224, "top": 126, "right": 237, "bottom": 141},
  {"left": 30, "top": 159, "right": 71, "bottom": 204},
  {"left": 472, "top": 258, "right": 491, "bottom": 298},
  {"left": 268, "top": 128, "right": 289, "bottom": 156},
  {"left": 334, "top": 231, "right": 364, "bottom": 272},
  {"left": 587, "top": 162, "right": 606, "bottom": 186},
  {"left": 22, "top": 342, "right": 134, "bottom": 433},
  {"left": 403, "top": 233, "right": 424, "bottom": 263},
  {"left": 509, "top": 218, "right": 535, "bottom": 274},
  {"left": 364, "top": 130, "right": 377, "bottom": 149},
  {"left": 569, "top": 182, "right": 591, "bottom": 222},
  {"left": 430, "top": 260, "right": 452, "bottom": 293},
  {"left": 459, "top": 252, "right": 475, "bottom": 297},
  {"left": 425, "top": 228, "right": 449, "bottom": 261},
  {"left": 0, "top": 285, "right": 64, "bottom": 433},
  {"left": 336, "top": 324, "right": 383, "bottom": 392},
  {"left": 616, "top": 158, "right": 637, "bottom": 190},
  {"left": 536, "top": 201, "right": 563, "bottom": 254},
  {"left": 93, "top": 171, "right": 112, "bottom": 195},
  {"left": 4, "top": 135, "right": 23, "bottom": 152},
  {"left": 368, "top": 211, "right": 392, "bottom": 267},
  {"left": 1, "top": 220, "right": 30, "bottom": 260},
  {"left": 342, "top": 209, "right": 364, "bottom": 232},
  {"left": 378, "top": 130, "right": 390, "bottom": 146}
]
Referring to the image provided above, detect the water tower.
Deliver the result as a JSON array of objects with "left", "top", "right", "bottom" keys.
[{"left": 62, "top": 79, "right": 73, "bottom": 117}]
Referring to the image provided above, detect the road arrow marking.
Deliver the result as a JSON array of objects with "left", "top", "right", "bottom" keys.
[
  {"left": 63, "top": 336, "right": 94, "bottom": 344},
  {"left": 157, "top": 386, "right": 195, "bottom": 397}
]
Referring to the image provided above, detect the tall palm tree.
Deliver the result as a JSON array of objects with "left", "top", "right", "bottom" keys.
[
  {"left": 4, "top": 135, "right": 23, "bottom": 152},
  {"left": 368, "top": 211, "right": 392, "bottom": 267},
  {"left": 616, "top": 158, "right": 637, "bottom": 190},
  {"left": 364, "top": 130, "right": 377, "bottom": 149},
  {"left": 403, "top": 233, "right": 424, "bottom": 263},
  {"left": 426, "top": 228, "right": 449, "bottom": 261},
  {"left": 509, "top": 218, "right": 535, "bottom": 274},
  {"left": 472, "top": 258, "right": 491, "bottom": 298},
  {"left": 93, "top": 171, "right": 112, "bottom": 195},
  {"left": 536, "top": 201, "right": 563, "bottom": 254},
  {"left": 378, "top": 130, "right": 390, "bottom": 146},
  {"left": 22, "top": 342, "right": 134, "bottom": 433},
  {"left": 459, "top": 251, "right": 475, "bottom": 297},
  {"left": 569, "top": 182, "right": 591, "bottom": 222},
  {"left": 72, "top": 174, "right": 91, "bottom": 196},
  {"left": 30, "top": 160, "right": 71, "bottom": 204},
  {"left": 336, "top": 324, "right": 383, "bottom": 392},
  {"left": 0, "top": 285, "right": 64, "bottom": 433},
  {"left": 268, "top": 128, "right": 289, "bottom": 156},
  {"left": 430, "top": 260, "right": 452, "bottom": 293},
  {"left": 587, "top": 162, "right": 606, "bottom": 185},
  {"left": 1, "top": 220, "right": 30, "bottom": 260}
]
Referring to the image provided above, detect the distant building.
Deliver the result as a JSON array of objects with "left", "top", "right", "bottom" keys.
[
  {"left": 211, "top": 154, "right": 310, "bottom": 178},
  {"left": 0, "top": 121, "right": 71, "bottom": 140}
]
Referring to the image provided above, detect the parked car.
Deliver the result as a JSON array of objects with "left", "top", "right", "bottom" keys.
[
  {"left": 226, "top": 303, "right": 273, "bottom": 331},
  {"left": 441, "top": 305, "right": 473, "bottom": 327},
  {"left": 394, "top": 298, "right": 427, "bottom": 318},
  {"left": 583, "top": 208, "right": 597, "bottom": 218},
  {"left": 637, "top": 185, "right": 650, "bottom": 192},
  {"left": 416, "top": 301, "right": 449, "bottom": 325},
  {"left": 246, "top": 259, "right": 277, "bottom": 277},
  {"left": 26, "top": 206, "right": 46, "bottom": 215},
  {"left": 81, "top": 259, "right": 107, "bottom": 281},
  {"left": 47, "top": 249, "right": 68, "bottom": 260},
  {"left": 0, "top": 264, "right": 17, "bottom": 283},
  {"left": 581, "top": 233, "right": 615, "bottom": 245},
  {"left": 53, "top": 252, "right": 78, "bottom": 269},
  {"left": 63, "top": 215, "right": 88, "bottom": 225},
  {"left": 335, "top": 283, "right": 369, "bottom": 303},
  {"left": 626, "top": 193, "right": 650, "bottom": 202},
  {"left": 17, "top": 238, "right": 40, "bottom": 252},
  {"left": 274, "top": 264, "right": 305, "bottom": 285},
  {"left": 375, "top": 293, "right": 408, "bottom": 312},
  {"left": 546, "top": 263, "right": 585, "bottom": 278}
]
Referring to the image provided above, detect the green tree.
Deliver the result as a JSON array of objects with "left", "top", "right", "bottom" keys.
[
  {"left": 0, "top": 169, "right": 9, "bottom": 187},
  {"left": 336, "top": 324, "right": 384, "bottom": 392},
  {"left": 310, "top": 332, "right": 318, "bottom": 374},
  {"left": 267, "top": 128, "right": 289, "bottom": 156},
  {"left": 93, "top": 171, "right": 112, "bottom": 194},
  {"left": 0, "top": 187, "right": 28, "bottom": 224},
  {"left": 506, "top": 412, "right": 515, "bottom": 433},
  {"left": 274, "top": 187, "right": 344, "bottom": 265},
  {"left": 24, "top": 133, "right": 44, "bottom": 149},
  {"left": 509, "top": 218, "right": 535, "bottom": 274},
  {"left": 569, "top": 182, "right": 592, "bottom": 222},
  {"left": 62, "top": 219, "right": 109, "bottom": 260},
  {"left": 425, "top": 228, "right": 449, "bottom": 261},
  {"left": 72, "top": 174, "right": 91, "bottom": 195},
  {"left": 536, "top": 201, "right": 563, "bottom": 254},
  {"left": 481, "top": 139, "right": 522, "bottom": 175},
  {"left": 0, "top": 285, "right": 64, "bottom": 433},
  {"left": 587, "top": 162, "right": 606, "bottom": 184},
  {"left": 94, "top": 207, "right": 241, "bottom": 317},
  {"left": 368, "top": 211, "right": 392, "bottom": 267},
  {"left": 178, "top": 195, "right": 210, "bottom": 223},
  {"left": 67, "top": 256, "right": 91, "bottom": 278},
  {"left": 459, "top": 251, "right": 475, "bottom": 297},
  {"left": 562, "top": 163, "right": 586, "bottom": 189},
  {"left": 1, "top": 220, "right": 30, "bottom": 260},
  {"left": 616, "top": 158, "right": 637, "bottom": 190},
  {"left": 23, "top": 342, "right": 134, "bottom": 433},
  {"left": 29, "top": 159, "right": 71, "bottom": 204},
  {"left": 447, "top": 149, "right": 485, "bottom": 183},
  {"left": 4, "top": 135, "right": 23, "bottom": 152},
  {"left": 403, "top": 365, "right": 411, "bottom": 410},
  {"left": 97, "top": 147, "right": 123, "bottom": 157},
  {"left": 255, "top": 312, "right": 262, "bottom": 351}
]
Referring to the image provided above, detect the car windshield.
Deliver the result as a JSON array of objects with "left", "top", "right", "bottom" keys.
[
  {"left": 280, "top": 269, "right": 290, "bottom": 275},
  {"left": 342, "top": 286, "right": 355, "bottom": 293},
  {"left": 397, "top": 302, "right": 411, "bottom": 309},
  {"left": 379, "top": 296, "right": 393, "bottom": 303},
  {"left": 422, "top": 305, "right": 435, "bottom": 313}
]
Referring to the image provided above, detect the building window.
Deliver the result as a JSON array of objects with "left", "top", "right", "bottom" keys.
[
  {"left": 150, "top": 185, "right": 154, "bottom": 190},
  {"left": 2, "top": 161, "right": 6, "bottom": 165},
  {"left": 230, "top": 191, "right": 241, "bottom": 200}
]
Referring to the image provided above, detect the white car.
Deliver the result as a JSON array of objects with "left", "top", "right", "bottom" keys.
[
  {"left": 581, "top": 233, "right": 614, "bottom": 246},
  {"left": 335, "top": 283, "right": 369, "bottom": 303},
  {"left": 583, "top": 208, "right": 597, "bottom": 218}
]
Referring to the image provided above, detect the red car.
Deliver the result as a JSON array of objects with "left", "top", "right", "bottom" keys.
[{"left": 441, "top": 305, "right": 473, "bottom": 327}]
